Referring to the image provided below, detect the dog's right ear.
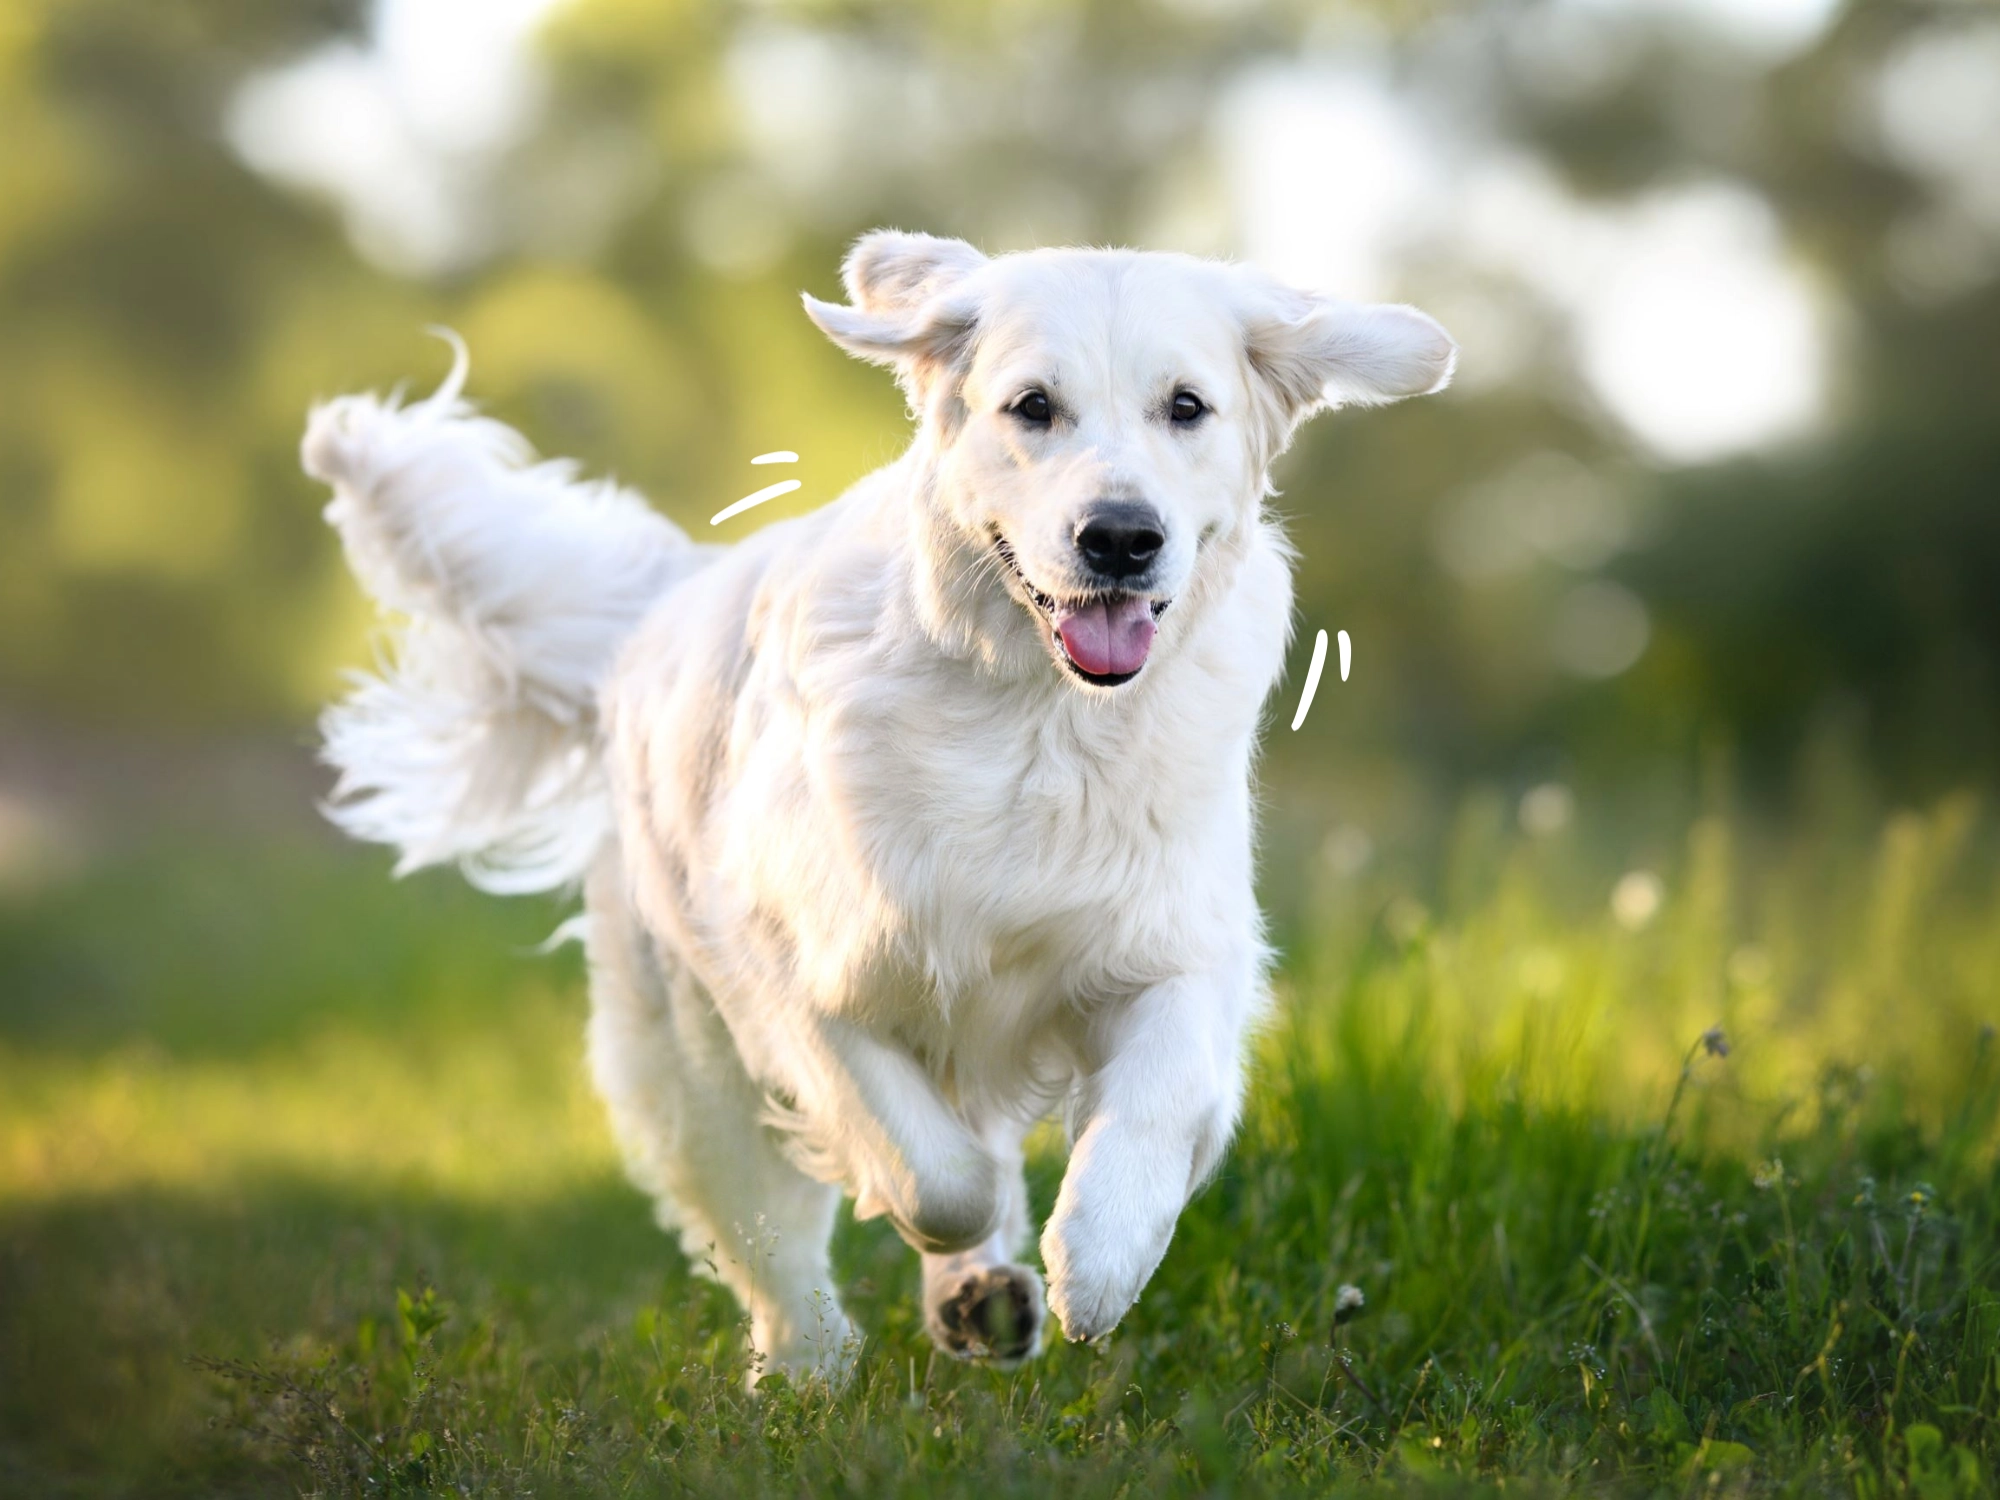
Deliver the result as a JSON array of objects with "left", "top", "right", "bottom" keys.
[
  {"left": 841, "top": 230, "right": 987, "bottom": 314},
  {"left": 803, "top": 231, "right": 987, "bottom": 397}
]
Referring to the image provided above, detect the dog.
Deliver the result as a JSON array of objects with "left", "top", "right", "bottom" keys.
[{"left": 302, "top": 232, "right": 1454, "bottom": 1378}]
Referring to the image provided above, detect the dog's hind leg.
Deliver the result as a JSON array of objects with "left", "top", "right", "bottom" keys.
[
  {"left": 920, "top": 1121, "right": 1046, "bottom": 1365},
  {"left": 583, "top": 857, "right": 855, "bottom": 1384}
]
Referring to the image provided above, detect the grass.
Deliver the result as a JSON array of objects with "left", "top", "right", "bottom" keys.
[{"left": 3, "top": 792, "right": 1999, "bottom": 1497}]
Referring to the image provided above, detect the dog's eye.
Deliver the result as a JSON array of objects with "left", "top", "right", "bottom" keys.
[
  {"left": 1170, "top": 391, "right": 1207, "bottom": 425},
  {"left": 1011, "top": 390, "right": 1053, "bottom": 426}
]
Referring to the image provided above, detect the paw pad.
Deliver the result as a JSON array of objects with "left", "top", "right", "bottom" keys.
[{"left": 930, "top": 1266, "right": 1042, "bottom": 1363}]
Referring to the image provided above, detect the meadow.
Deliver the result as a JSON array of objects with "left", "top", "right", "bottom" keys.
[{"left": 3, "top": 788, "right": 1998, "bottom": 1498}]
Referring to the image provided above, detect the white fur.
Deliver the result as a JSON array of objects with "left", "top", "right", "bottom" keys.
[
  {"left": 303, "top": 337, "right": 710, "bottom": 891},
  {"left": 307, "top": 238, "right": 1453, "bottom": 1378}
]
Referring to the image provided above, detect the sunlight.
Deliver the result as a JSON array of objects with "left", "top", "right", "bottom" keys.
[
  {"left": 1219, "top": 64, "right": 1437, "bottom": 301},
  {"left": 1224, "top": 69, "right": 1828, "bottom": 466},
  {"left": 226, "top": 0, "right": 569, "bottom": 275},
  {"left": 1576, "top": 188, "right": 1827, "bottom": 464},
  {"left": 1465, "top": 163, "right": 1827, "bottom": 464},
  {"left": 1567, "top": 0, "right": 1844, "bottom": 59}
]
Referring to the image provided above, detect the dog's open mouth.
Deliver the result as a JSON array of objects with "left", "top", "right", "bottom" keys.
[{"left": 992, "top": 535, "right": 1170, "bottom": 687}]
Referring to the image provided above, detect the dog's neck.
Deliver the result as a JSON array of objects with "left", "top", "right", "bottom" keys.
[{"left": 902, "top": 454, "right": 1033, "bottom": 675}]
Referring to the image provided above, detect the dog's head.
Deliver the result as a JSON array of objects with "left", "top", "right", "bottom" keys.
[{"left": 805, "top": 232, "right": 1454, "bottom": 689}]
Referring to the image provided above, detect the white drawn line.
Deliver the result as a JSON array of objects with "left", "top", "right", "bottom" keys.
[
  {"left": 1291, "top": 629, "right": 1329, "bottom": 731},
  {"left": 751, "top": 451, "right": 799, "bottom": 465},
  {"left": 711, "top": 479, "right": 802, "bottom": 526},
  {"left": 1338, "top": 629, "right": 1352, "bottom": 682}
]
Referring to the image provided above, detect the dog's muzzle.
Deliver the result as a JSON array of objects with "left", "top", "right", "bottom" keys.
[{"left": 992, "top": 534, "right": 1170, "bottom": 687}]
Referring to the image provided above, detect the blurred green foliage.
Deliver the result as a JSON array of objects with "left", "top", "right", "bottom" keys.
[{"left": 1, "top": 0, "right": 1996, "bottom": 814}]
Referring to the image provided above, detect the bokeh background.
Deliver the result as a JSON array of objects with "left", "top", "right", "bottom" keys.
[
  {"left": 5, "top": 0, "right": 2000, "bottom": 1488},
  {"left": 4, "top": 0, "right": 2000, "bottom": 887}
]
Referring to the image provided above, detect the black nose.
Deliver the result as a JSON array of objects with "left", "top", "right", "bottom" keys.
[{"left": 1074, "top": 502, "right": 1165, "bottom": 582}]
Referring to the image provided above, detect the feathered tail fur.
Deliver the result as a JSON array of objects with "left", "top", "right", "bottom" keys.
[{"left": 302, "top": 337, "right": 701, "bottom": 892}]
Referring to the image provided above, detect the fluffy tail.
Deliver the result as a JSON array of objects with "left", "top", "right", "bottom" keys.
[{"left": 303, "top": 336, "right": 700, "bottom": 893}]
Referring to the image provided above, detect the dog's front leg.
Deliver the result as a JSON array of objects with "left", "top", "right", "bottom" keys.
[
  {"left": 806, "top": 1016, "right": 1003, "bottom": 1254},
  {"left": 1040, "top": 964, "right": 1255, "bottom": 1342}
]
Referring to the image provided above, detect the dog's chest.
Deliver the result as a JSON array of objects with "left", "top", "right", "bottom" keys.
[{"left": 831, "top": 674, "right": 1247, "bottom": 1010}]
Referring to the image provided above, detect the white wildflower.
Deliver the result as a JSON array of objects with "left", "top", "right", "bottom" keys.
[{"left": 1332, "top": 1284, "right": 1366, "bottom": 1327}]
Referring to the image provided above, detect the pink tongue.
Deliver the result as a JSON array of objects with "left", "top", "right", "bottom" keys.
[{"left": 1056, "top": 597, "right": 1156, "bottom": 677}]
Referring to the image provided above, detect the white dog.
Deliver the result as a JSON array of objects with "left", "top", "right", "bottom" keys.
[{"left": 303, "top": 233, "right": 1453, "bottom": 1377}]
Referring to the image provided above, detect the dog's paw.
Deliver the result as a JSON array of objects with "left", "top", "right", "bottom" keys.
[
  {"left": 925, "top": 1262, "right": 1045, "bottom": 1365},
  {"left": 1042, "top": 1266, "right": 1132, "bottom": 1344},
  {"left": 1040, "top": 1214, "right": 1166, "bottom": 1344},
  {"left": 749, "top": 1299, "right": 861, "bottom": 1392}
]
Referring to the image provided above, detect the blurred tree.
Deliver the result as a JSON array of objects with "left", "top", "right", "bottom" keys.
[
  {"left": 1506, "top": 0, "right": 2000, "bottom": 794},
  {"left": 0, "top": 0, "right": 392, "bottom": 722}
]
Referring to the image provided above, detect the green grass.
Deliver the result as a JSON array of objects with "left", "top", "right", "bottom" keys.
[{"left": 3, "top": 798, "right": 1999, "bottom": 1497}]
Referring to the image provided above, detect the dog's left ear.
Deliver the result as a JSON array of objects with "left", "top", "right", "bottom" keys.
[
  {"left": 1241, "top": 280, "right": 1457, "bottom": 423},
  {"left": 802, "top": 230, "right": 988, "bottom": 398}
]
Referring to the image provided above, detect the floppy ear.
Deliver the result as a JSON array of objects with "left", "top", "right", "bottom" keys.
[
  {"left": 1244, "top": 288, "right": 1457, "bottom": 421},
  {"left": 802, "top": 230, "right": 987, "bottom": 399},
  {"left": 840, "top": 229, "right": 987, "bottom": 314}
]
